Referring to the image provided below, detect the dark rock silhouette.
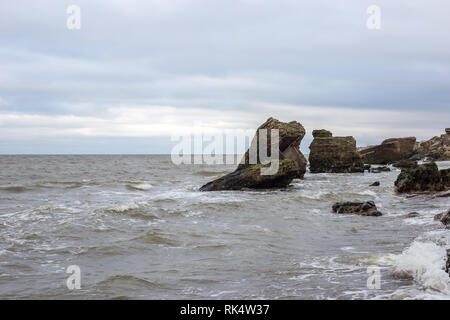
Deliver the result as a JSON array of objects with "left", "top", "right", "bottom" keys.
[{"left": 200, "top": 117, "right": 307, "bottom": 191}]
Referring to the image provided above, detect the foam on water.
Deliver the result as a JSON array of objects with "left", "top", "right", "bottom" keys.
[{"left": 0, "top": 155, "right": 449, "bottom": 299}]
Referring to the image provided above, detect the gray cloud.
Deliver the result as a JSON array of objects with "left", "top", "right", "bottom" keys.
[{"left": 0, "top": 0, "right": 449, "bottom": 153}]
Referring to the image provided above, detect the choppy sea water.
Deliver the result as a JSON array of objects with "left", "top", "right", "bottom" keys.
[{"left": 0, "top": 155, "right": 449, "bottom": 300}]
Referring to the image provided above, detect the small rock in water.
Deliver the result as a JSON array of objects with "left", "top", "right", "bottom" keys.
[
  {"left": 332, "top": 201, "right": 382, "bottom": 216},
  {"left": 370, "top": 181, "right": 380, "bottom": 186},
  {"left": 364, "top": 164, "right": 371, "bottom": 172},
  {"left": 370, "top": 166, "right": 390, "bottom": 173},
  {"left": 403, "top": 212, "right": 420, "bottom": 218}
]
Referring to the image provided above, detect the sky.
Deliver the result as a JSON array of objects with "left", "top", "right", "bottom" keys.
[{"left": 0, "top": 0, "right": 449, "bottom": 154}]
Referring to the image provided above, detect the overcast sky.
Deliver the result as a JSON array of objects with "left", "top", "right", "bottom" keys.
[{"left": 1, "top": 0, "right": 449, "bottom": 154}]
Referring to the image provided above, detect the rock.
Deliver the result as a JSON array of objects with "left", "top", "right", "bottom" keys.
[
  {"left": 392, "top": 159, "right": 418, "bottom": 169},
  {"left": 312, "top": 129, "right": 332, "bottom": 138},
  {"left": 434, "top": 213, "right": 444, "bottom": 221},
  {"left": 200, "top": 117, "right": 307, "bottom": 191},
  {"left": 436, "top": 191, "right": 450, "bottom": 198},
  {"left": 394, "top": 162, "right": 450, "bottom": 193},
  {"left": 439, "top": 209, "right": 450, "bottom": 228},
  {"left": 359, "top": 137, "right": 416, "bottom": 164},
  {"left": 412, "top": 129, "right": 450, "bottom": 161},
  {"left": 199, "top": 159, "right": 301, "bottom": 191},
  {"left": 332, "top": 201, "right": 383, "bottom": 216},
  {"left": 370, "top": 181, "right": 380, "bottom": 186},
  {"left": 370, "top": 166, "right": 391, "bottom": 173},
  {"left": 364, "top": 164, "right": 371, "bottom": 171},
  {"left": 403, "top": 212, "right": 420, "bottom": 218},
  {"left": 446, "top": 249, "right": 450, "bottom": 275},
  {"left": 308, "top": 131, "right": 364, "bottom": 173}
]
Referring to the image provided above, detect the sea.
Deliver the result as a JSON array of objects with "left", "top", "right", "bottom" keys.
[{"left": 0, "top": 155, "right": 449, "bottom": 299}]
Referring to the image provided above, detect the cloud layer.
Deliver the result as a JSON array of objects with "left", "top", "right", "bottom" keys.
[{"left": 1, "top": 0, "right": 449, "bottom": 153}]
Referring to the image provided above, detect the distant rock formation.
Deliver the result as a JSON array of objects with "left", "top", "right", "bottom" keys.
[
  {"left": 412, "top": 129, "right": 450, "bottom": 161},
  {"left": 308, "top": 130, "right": 364, "bottom": 173},
  {"left": 394, "top": 162, "right": 450, "bottom": 193},
  {"left": 200, "top": 117, "right": 307, "bottom": 191},
  {"left": 358, "top": 137, "right": 416, "bottom": 164},
  {"left": 332, "top": 201, "right": 383, "bottom": 216}
]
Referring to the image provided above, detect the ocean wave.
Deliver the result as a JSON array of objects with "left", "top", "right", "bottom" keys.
[
  {"left": 130, "top": 230, "right": 180, "bottom": 246},
  {"left": 126, "top": 182, "right": 153, "bottom": 191},
  {"left": 96, "top": 275, "right": 161, "bottom": 289},
  {"left": 387, "top": 241, "right": 449, "bottom": 295},
  {"left": 98, "top": 203, "right": 141, "bottom": 213},
  {"left": 0, "top": 186, "right": 27, "bottom": 193}
]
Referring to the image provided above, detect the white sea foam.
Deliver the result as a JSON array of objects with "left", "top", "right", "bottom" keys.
[
  {"left": 126, "top": 182, "right": 153, "bottom": 191},
  {"left": 389, "top": 241, "right": 449, "bottom": 295}
]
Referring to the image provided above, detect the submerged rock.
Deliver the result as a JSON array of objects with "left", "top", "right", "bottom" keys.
[
  {"left": 358, "top": 137, "right": 416, "bottom": 164},
  {"left": 370, "top": 181, "right": 380, "bottom": 186},
  {"left": 403, "top": 212, "right": 420, "bottom": 218},
  {"left": 370, "top": 166, "right": 391, "bottom": 173},
  {"left": 332, "top": 201, "right": 383, "bottom": 216},
  {"left": 435, "top": 209, "right": 450, "bottom": 228},
  {"left": 200, "top": 117, "right": 307, "bottom": 191},
  {"left": 412, "top": 129, "right": 450, "bottom": 161},
  {"left": 308, "top": 131, "right": 364, "bottom": 173},
  {"left": 394, "top": 162, "right": 450, "bottom": 193}
]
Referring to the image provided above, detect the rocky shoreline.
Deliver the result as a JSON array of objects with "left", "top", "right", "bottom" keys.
[{"left": 199, "top": 118, "right": 450, "bottom": 276}]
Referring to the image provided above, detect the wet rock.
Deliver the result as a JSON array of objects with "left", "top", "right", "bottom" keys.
[
  {"left": 199, "top": 159, "right": 301, "bottom": 191},
  {"left": 200, "top": 117, "right": 307, "bottom": 191},
  {"left": 358, "top": 137, "right": 416, "bottom": 164},
  {"left": 370, "top": 166, "right": 391, "bottom": 173},
  {"left": 394, "top": 162, "right": 450, "bottom": 193},
  {"left": 434, "top": 212, "right": 444, "bottom": 221},
  {"left": 370, "top": 181, "right": 380, "bottom": 186},
  {"left": 308, "top": 130, "right": 364, "bottom": 173},
  {"left": 364, "top": 164, "right": 371, "bottom": 172},
  {"left": 392, "top": 159, "right": 418, "bottom": 169},
  {"left": 412, "top": 129, "right": 450, "bottom": 161},
  {"left": 446, "top": 249, "right": 450, "bottom": 275},
  {"left": 436, "top": 191, "right": 450, "bottom": 198},
  {"left": 439, "top": 209, "right": 450, "bottom": 228},
  {"left": 332, "top": 201, "right": 383, "bottom": 216}
]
